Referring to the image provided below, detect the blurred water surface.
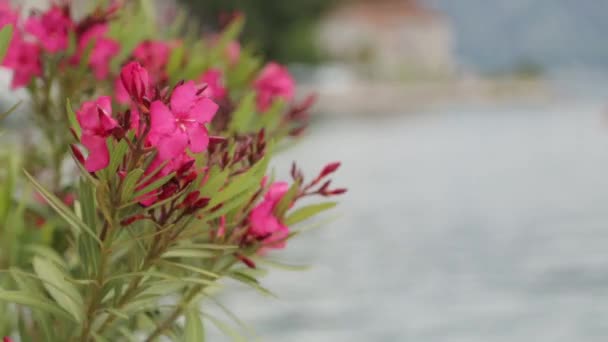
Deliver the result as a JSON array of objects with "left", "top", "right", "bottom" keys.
[{"left": 208, "top": 90, "right": 608, "bottom": 341}]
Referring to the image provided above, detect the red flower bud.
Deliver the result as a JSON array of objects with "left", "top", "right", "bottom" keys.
[
  {"left": 193, "top": 197, "right": 211, "bottom": 210},
  {"left": 176, "top": 160, "right": 196, "bottom": 175},
  {"left": 181, "top": 191, "right": 200, "bottom": 208},
  {"left": 289, "top": 125, "right": 307, "bottom": 137},
  {"left": 120, "top": 61, "right": 149, "bottom": 103},
  {"left": 159, "top": 183, "right": 179, "bottom": 200},
  {"left": 181, "top": 171, "right": 198, "bottom": 187},
  {"left": 70, "top": 145, "right": 85, "bottom": 165},
  {"left": 235, "top": 254, "right": 256, "bottom": 269},
  {"left": 319, "top": 162, "right": 341, "bottom": 178},
  {"left": 326, "top": 188, "right": 347, "bottom": 196},
  {"left": 121, "top": 214, "right": 145, "bottom": 226}
]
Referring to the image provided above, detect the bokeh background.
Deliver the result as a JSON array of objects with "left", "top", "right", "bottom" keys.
[{"left": 10, "top": 0, "right": 608, "bottom": 341}]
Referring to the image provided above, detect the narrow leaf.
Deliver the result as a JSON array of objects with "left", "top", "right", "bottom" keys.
[
  {"left": 285, "top": 202, "right": 337, "bottom": 226},
  {"left": 33, "top": 257, "right": 84, "bottom": 323},
  {"left": 0, "top": 290, "right": 75, "bottom": 321},
  {"left": 25, "top": 171, "right": 101, "bottom": 245},
  {"left": 185, "top": 307, "right": 205, "bottom": 342}
]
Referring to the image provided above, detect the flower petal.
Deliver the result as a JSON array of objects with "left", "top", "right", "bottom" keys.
[
  {"left": 80, "top": 134, "right": 109, "bottom": 172},
  {"left": 170, "top": 81, "right": 198, "bottom": 114},
  {"left": 186, "top": 124, "right": 209, "bottom": 153},
  {"left": 156, "top": 130, "right": 188, "bottom": 160},
  {"left": 150, "top": 101, "right": 176, "bottom": 135},
  {"left": 189, "top": 98, "right": 218, "bottom": 123}
]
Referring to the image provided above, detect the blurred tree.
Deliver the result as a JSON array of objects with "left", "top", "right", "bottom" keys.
[{"left": 178, "top": 0, "right": 338, "bottom": 64}]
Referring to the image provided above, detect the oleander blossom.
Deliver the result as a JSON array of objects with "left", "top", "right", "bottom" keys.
[
  {"left": 25, "top": 5, "right": 73, "bottom": 53},
  {"left": 148, "top": 81, "right": 218, "bottom": 160},
  {"left": 74, "top": 24, "right": 120, "bottom": 79},
  {"left": 132, "top": 40, "right": 171, "bottom": 83},
  {"left": 199, "top": 68, "right": 227, "bottom": 100},
  {"left": 117, "top": 61, "right": 150, "bottom": 103},
  {"left": 253, "top": 62, "right": 295, "bottom": 112},
  {"left": 76, "top": 96, "right": 118, "bottom": 172},
  {"left": 248, "top": 181, "right": 290, "bottom": 250},
  {"left": 0, "top": 1, "right": 18, "bottom": 28},
  {"left": 2, "top": 34, "right": 42, "bottom": 89}
]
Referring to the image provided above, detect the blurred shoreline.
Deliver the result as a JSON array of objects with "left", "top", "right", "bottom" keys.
[{"left": 300, "top": 75, "right": 550, "bottom": 116}]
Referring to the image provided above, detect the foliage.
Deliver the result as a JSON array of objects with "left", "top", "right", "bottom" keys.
[
  {"left": 178, "top": 0, "right": 338, "bottom": 63},
  {"left": 0, "top": 1, "right": 345, "bottom": 341}
]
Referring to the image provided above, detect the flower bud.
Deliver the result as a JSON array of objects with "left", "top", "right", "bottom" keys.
[
  {"left": 181, "top": 190, "right": 200, "bottom": 208},
  {"left": 236, "top": 254, "right": 256, "bottom": 269},
  {"left": 70, "top": 145, "right": 85, "bottom": 165},
  {"left": 159, "top": 182, "right": 179, "bottom": 200},
  {"left": 120, "top": 61, "right": 149, "bottom": 103},
  {"left": 121, "top": 214, "right": 145, "bottom": 226},
  {"left": 193, "top": 197, "right": 210, "bottom": 210},
  {"left": 319, "top": 162, "right": 341, "bottom": 179}
]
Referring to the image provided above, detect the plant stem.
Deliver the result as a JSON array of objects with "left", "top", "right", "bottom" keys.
[
  {"left": 144, "top": 259, "right": 237, "bottom": 341},
  {"left": 78, "top": 250, "right": 107, "bottom": 341},
  {"left": 144, "top": 284, "right": 203, "bottom": 342}
]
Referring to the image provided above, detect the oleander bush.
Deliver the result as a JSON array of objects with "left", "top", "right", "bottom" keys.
[{"left": 0, "top": 1, "right": 345, "bottom": 341}]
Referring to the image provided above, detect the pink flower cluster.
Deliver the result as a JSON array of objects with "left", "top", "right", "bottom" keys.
[
  {"left": 0, "top": 2, "right": 120, "bottom": 88},
  {"left": 76, "top": 62, "right": 218, "bottom": 187},
  {"left": 248, "top": 181, "right": 290, "bottom": 250},
  {"left": 253, "top": 62, "right": 295, "bottom": 112}
]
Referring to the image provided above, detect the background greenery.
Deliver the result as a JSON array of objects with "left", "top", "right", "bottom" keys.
[{"left": 178, "top": 0, "right": 338, "bottom": 64}]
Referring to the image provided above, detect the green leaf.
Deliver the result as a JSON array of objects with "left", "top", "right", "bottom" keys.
[
  {"left": 228, "top": 92, "right": 256, "bottom": 133},
  {"left": 132, "top": 172, "right": 175, "bottom": 199},
  {"left": 160, "top": 260, "right": 219, "bottom": 279},
  {"left": 0, "top": 154, "right": 16, "bottom": 225},
  {"left": 166, "top": 43, "right": 184, "bottom": 77},
  {"left": 25, "top": 246, "right": 66, "bottom": 267},
  {"left": 228, "top": 271, "right": 276, "bottom": 298},
  {"left": 200, "top": 166, "right": 229, "bottom": 198},
  {"left": 0, "top": 25, "right": 13, "bottom": 63},
  {"left": 185, "top": 307, "right": 205, "bottom": 342},
  {"left": 285, "top": 202, "right": 338, "bottom": 226},
  {"left": 66, "top": 98, "right": 81, "bottom": 139},
  {"left": 161, "top": 249, "right": 216, "bottom": 259},
  {"left": 107, "top": 139, "right": 129, "bottom": 174},
  {"left": 0, "top": 289, "right": 75, "bottom": 321},
  {"left": 25, "top": 171, "right": 101, "bottom": 245},
  {"left": 274, "top": 182, "right": 299, "bottom": 217},
  {"left": 118, "top": 327, "right": 139, "bottom": 342},
  {"left": 208, "top": 154, "right": 270, "bottom": 208},
  {"left": 33, "top": 256, "right": 84, "bottom": 323},
  {"left": 120, "top": 168, "right": 144, "bottom": 203},
  {"left": 204, "top": 313, "right": 246, "bottom": 342},
  {"left": 251, "top": 258, "right": 310, "bottom": 271}
]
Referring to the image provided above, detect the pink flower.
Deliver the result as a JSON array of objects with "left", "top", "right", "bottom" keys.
[
  {"left": 132, "top": 40, "right": 170, "bottom": 83},
  {"left": 199, "top": 68, "right": 226, "bottom": 100},
  {"left": 76, "top": 96, "right": 118, "bottom": 172},
  {"left": 148, "top": 81, "right": 218, "bottom": 160},
  {"left": 3, "top": 336, "right": 13, "bottom": 342},
  {"left": 0, "top": 1, "right": 18, "bottom": 28},
  {"left": 25, "top": 5, "right": 73, "bottom": 53},
  {"left": 118, "top": 61, "right": 150, "bottom": 103},
  {"left": 115, "top": 76, "right": 129, "bottom": 104},
  {"left": 2, "top": 34, "right": 42, "bottom": 89},
  {"left": 248, "top": 182, "right": 290, "bottom": 250},
  {"left": 75, "top": 24, "right": 120, "bottom": 79},
  {"left": 253, "top": 62, "right": 295, "bottom": 112}
]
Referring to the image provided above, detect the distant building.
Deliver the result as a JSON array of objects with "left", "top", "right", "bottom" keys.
[{"left": 318, "top": 0, "right": 455, "bottom": 79}]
